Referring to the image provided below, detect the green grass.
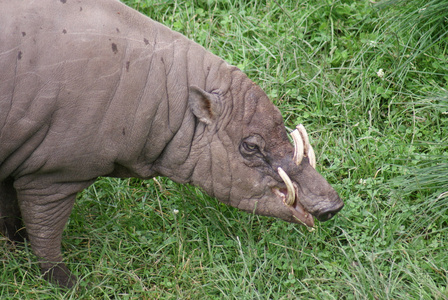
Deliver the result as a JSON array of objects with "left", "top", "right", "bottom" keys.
[{"left": 1, "top": 0, "right": 447, "bottom": 298}]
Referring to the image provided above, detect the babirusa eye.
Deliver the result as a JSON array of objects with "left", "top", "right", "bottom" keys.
[
  {"left": 243, "top": 142, "right": 259, "bottom": 152},
  {"left": 240, "top": 135, "right": 265, "bottom": 158}
]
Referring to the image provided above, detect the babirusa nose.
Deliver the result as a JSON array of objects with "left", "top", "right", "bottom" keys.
[{"left": 315, "top": 201, "right": 344, "bottom": 222}]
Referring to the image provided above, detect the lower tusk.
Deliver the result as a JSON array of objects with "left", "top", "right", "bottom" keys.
[
  {"left": 308, "top": 144, "right": 316, "bottom": 169},
  {"left": 277, "top": 167, "right": 295, "bottom": 206},
  {"left": 291, "top": 129, "right": 304, "bottom": 166}
]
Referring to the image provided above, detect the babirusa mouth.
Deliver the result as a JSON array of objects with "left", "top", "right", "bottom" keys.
[{"left": 276, "top": 167, "right": 314, "bottom": 227}]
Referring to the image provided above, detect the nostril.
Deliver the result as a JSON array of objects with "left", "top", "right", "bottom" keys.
[
  {"left": 316, "top": 203, "right": 344, "bottom": 222},
  {"left": 316, "top": 211, "right": 333, "bottom": 222}
]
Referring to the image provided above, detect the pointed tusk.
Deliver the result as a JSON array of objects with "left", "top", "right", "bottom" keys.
[
  {"left": 291, "top": 129, "right": 304, "bottom": 166},
  {"left": 296, "top": 124, "right": 310, "bottom": 156},
  {"left": 277, "top": 167, "right": 295, "bottom": 206},
  {"left": 296, "top": 124, "right": 317, "bottom": 169},
  {"left": 308, "top": 144, "right": 316, "bottom": 169}
]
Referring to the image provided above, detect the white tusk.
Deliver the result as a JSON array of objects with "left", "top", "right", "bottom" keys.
[
  {"left": 308, "top": 144, "right": 316, "bottom": 169},
  {"left": 277, "top": 167, "right": 295, "bottom": 206},
  {"left": 291, "top": 129, "right": 304, "bottom": 166},
  {"left": 297, "top": 124, "right": 317, "bottom": 168},
  {"left": 296, "top": 124, "right": 310, "bottom": 156}
]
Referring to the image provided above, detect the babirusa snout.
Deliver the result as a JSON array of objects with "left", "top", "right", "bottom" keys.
[
  {"left": 280, "top": 123, "right": 318, "bottom": 207},
  {"left": 273, "top": 124, "right": 342, "bottom": 227},
  {"left": 291, "top": 124, "right": 316, "bottom": 169}
]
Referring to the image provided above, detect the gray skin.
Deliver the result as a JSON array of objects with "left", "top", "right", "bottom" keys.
[{"left": 0, "top": 0, "right": 343, "bottom": 288}]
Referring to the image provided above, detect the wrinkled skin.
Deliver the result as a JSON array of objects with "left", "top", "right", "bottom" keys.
[{"left": 0, "top": 0, "right": 343, "bottom": 288}]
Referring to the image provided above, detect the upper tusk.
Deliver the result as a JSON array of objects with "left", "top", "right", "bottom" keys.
[
  {"left": 295, "top": 124, "right": 317, "bottom": 169},
  {"left": 308, "top": 144, "right": 316, "bottom": 169},
  {"left": 296, "top": 124, "right": 310, "bottom": 155},
  {"left": 291, "top": 129, "right": 304, "bottom": 166},
  {"left": 277, "top": 167, "right": 295, "bottom": 206}
]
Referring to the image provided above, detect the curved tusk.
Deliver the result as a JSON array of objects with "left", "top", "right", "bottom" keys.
[
  {"left": 308, "top": 144, "right": 316, "bottom": 169},
  {"left": 291, "top": 129, "right": 304, "bottom": 166},
  {"left": 277, "top": 167, "right": 295, "bottom": 206},
  {"left": 296, "top": 124, "right": 310, "bottom": 156},
  {"left": 297, "top": 124, "right": 317, "bottom": 168}
]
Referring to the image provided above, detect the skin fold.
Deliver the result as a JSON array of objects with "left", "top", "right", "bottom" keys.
[{"left": 0, "top": 0, "right": 343, "bottom": 288}]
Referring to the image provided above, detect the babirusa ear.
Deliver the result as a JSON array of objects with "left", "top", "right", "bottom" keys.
[{"left": 188, "top": 86, "right": 222, "bottom": 125}]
